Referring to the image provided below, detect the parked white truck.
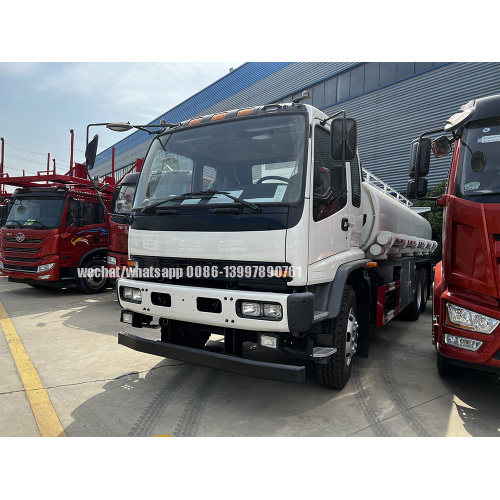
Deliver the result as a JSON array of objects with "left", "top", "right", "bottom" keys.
[{"left": 85, "top": 97, "right": 436, "bottom": 389}]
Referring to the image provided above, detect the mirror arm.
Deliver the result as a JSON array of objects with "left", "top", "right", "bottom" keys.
[
  {"left": 419, "top": 128, "right": 445, "bottom": 140},
  {"left": 320, "top": 110, "right": 346, "bottom": 127}
]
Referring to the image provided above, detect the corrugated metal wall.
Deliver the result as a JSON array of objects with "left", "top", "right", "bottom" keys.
[
  {"left": 94, "top": 62, "right": 500, "bottom": 193},
  {"left": 322, "top": 62, "right": 500, "bottom": 191}
]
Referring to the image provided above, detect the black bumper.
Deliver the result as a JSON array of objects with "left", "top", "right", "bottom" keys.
[{"left": 118, "top": 331, "right": 306, "bottom": 384}]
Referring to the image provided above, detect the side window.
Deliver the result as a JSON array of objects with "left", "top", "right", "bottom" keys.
[
  {"left": 202, "top": 166, "right": 216, "bottom": 190},
  {"left": 83, "top": 202, "right": 94, "bottom": 225},
  {"left": 350, "top": 155, "right": 362, "bottom": 208},
  {"left": 313, "top": 126, "right": 347, "bottom": 222},
  {"left": 66, "top": 200, "right": 78, "bottom": 227}
]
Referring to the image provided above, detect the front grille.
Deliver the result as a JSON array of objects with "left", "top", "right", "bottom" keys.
[
  {"left": 4, "top": 256, "right": 39, "bottom": 263},
  {"left": 4, "top": 247, "right": 38, "bottom": 253},
  {"left": 3, "top": 264, "right": 37, "bottom": 273},
  {"left": 4, "top": 237, "right": 43, "bottom": 244},
  {"left": 129, "top": 255, "right": 292, "bottom": 292}
]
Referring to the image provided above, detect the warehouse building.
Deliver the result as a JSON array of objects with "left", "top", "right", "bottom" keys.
[{"left": 93, "top": 62, "right": 500, "bottom": 192}]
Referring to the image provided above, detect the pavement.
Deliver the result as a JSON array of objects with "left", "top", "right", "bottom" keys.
[{"left": 1, "top": 275, "right": 499, "bottom": 437}]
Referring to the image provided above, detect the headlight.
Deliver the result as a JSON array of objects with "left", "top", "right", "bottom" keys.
[
  {"left": 37, "top": 263, "right": 55, "bottom": 273},
  {"left": 445, "top": 303, "right": 499, "bottom": 334},
  {"left": 240, "top": 301, "right": 282, "bottom": 320},
  {"left": 241, "top": 302, "right": 262, "bottom": 317},
  {"left": 121, "top": 286, "right": 142, "bottom": 303},
  {"left": 443, "top": 333, "right": 483, "bottom": 351},
  {"left": 263, "top": 303, "right": 282, "bottom": 319},
  {"left": 107, "top": 256, "right": 117, "bottom": 265}
]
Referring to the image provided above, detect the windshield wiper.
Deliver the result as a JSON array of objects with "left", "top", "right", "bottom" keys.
[
  {"left": 141, "top": 190, "right": 261, "bottom": 213},
  {"left": 6, "top": 220, "right": 22, "bottom": 227},
  {"left": 27, "top": 220, "right": 50, "bottom": 229}
]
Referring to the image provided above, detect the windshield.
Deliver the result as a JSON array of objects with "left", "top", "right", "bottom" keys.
[
  {"left": 114, "top": 184, "right": 136, "bottom": 213},
  {"left": 6, "top": 197, "right": 65, "bottom": 228},
  {"left": 134, "top": 114, "right": 307, "bottom": 209},
  {"left": 455, "top": 117, "right": 500, "bottom": 203}
]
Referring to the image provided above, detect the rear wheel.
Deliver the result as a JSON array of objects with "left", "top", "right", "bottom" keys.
[
  {"left": 162, "top": 320, "right": 211, "bottom": 349},
  {"left": 437, "top": 352, "right": 464, "bottom": 377},
  {"left": 398, "top": 270, "right": 422, "bottom": 321},
  {"left": 76, "top": 259, "right": 108, "bottom": 294},
  {"left": 316, "top": 285, "right": 358, "bottom": 390},
  {"left": 419, "top": 268, "right": 429, "bottom": 313}
]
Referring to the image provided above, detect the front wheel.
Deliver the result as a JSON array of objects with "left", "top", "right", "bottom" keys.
[
  {"left": 76, "top": 259, "right": 109, "bottom": 294},
  {"left": 316, "top": 285, "right": 358, "bottom": 390}
]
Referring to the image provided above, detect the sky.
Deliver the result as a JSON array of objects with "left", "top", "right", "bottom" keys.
[{"left": 0, "top": 62, "right": 242, "bottom": 180}]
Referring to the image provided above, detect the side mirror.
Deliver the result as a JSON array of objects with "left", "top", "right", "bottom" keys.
[
  {"left": 407, "top": 178, "right": 428, "bottom": 199},
  {"left": 432, "top": 136, "right": 452, "bottom": 158},
  {"left": 331, "top": 118, "right": 357, "bottom": 162},
  {"left": 85, "top": 134, "right": 99, "bottom": 170},
  {"left": 408, "top": 138, "right": 431, "bottom": 199},
  {"left": 409, "top": 138, "right": 431, "bottom": 178},
  {"left": 111, "top": 189, "right": 120, "bottom": 212}
]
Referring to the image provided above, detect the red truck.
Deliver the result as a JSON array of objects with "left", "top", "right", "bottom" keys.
[
  {"left": 0, "top": 163, "right": 115, "bottom": 293},
  {"left": 408, "top": 93, "right": 500, "bottom": 376},
  {"left": 107, "top": 160, "right": 142, "bottom": 278}
]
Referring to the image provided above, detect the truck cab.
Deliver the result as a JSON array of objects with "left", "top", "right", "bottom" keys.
[
  {"left": 107, "top": 170, "right": 141, "bottom": 278},
  {"left": 0, "top": 169, "right": 114, "bottom": 293},
  {"left": 409, "top": 94, "right": 500, "bottom": 376}
]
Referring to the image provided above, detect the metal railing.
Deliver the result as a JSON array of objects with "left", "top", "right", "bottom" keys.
[{"left": 362, "top": 168, "right": 413, "bottom": 207}]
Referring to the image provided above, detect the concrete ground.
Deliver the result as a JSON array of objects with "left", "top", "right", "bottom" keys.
[{"left": 0, "top": 275, "right": 499, "bottom": 437}]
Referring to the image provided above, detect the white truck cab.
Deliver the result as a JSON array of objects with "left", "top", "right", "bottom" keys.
[{"left": 108, "top": 100, "right": 434, "bottom": 389}]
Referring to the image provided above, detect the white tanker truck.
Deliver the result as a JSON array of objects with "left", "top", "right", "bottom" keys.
[{"left": 84, "top": 97, "right": 435, "bottom": 389}]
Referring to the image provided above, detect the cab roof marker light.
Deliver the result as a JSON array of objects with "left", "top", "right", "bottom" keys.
[
  {"left": 188, "top": 118, "right": 202, "bottom": 125},
  {"left": 237, "top": 108, "right": 254, "bottom": 116},
  {"left": 211, "top": 113, "right": 226, "bottom": 121}
]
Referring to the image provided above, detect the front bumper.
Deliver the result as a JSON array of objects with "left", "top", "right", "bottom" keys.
[
  {"left": 118, "top": 331, "right": 305, "bottom": 383},
  {"left": 117, "top": 279, "right": 314, "bottom": 333}
]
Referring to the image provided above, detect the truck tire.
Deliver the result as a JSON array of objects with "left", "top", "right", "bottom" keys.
[
  {"left": 398, "top": 271, "right": 422, "bottom": 321},
  {"left": 76, "top": 259, "right": 109, "bottom": 294},
  {"left": 419, "top": 268, "right": 428, "bottom": 314},
  {"left": 163, "top": 320, "right": 211, "bottom": 349},
  {"left": 437, "top": 352, "right": 464, "bottom": 377},
  {"left": 316, "top": 285, "right": 358, "bottom": 390}
]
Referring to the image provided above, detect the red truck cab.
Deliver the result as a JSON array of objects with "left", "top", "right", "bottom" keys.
[
  {"left": 410, "top": 94, "right": 500, "bottom": 376},
  {"left": 0, "top": 167, "right": 115, "bottom": 293},
  {"left": 107, "top": 171, "right": 140, "bottom": 278}
]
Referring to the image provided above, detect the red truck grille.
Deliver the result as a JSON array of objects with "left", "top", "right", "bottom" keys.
[
  {"left": 3, "top": 264, "right": 37, "bottom": 273},
  {"left": 4, "top": 237, "right": 43, "bottom": 244},
  {"left": 3, "top": 236, "right": 45, "bottom": 265}
]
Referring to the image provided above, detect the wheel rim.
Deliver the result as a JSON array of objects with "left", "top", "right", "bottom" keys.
[
  {"left": 86, "top": 265, "right": 106, "bottom": 289},
  {"left": 345, "top": 308, "right": 358, "bottom": 367}
]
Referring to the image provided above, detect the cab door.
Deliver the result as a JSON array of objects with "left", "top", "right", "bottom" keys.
[
  {"left": 307, "top": 124, "right": 352, "bottom": 264},
  {"left": 60, "top": 199, "right": 107, "bottom": 268}
]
